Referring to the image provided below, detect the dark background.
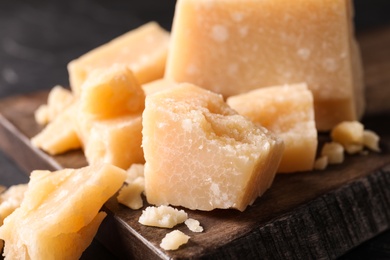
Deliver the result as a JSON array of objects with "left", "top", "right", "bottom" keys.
[{"left": 0, "top": 0, "right": 390, "bottom": 259}]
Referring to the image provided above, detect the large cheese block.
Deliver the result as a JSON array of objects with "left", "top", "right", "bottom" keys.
[
  {"left": 80, "top": 65, "right": 145, "bottom": 119},
  {"left": 68, "top": 22, "right": 170, "bottom": 95},
  {"left": 227, "top": 83, "right": 317, "bottom": 173},
  {"left": 0, "top": 164, "right": 126, "bottom": 260},
  {"left": 142, "top": 83, "right": 284, "bottom": 211},
  {"left": 165, "top": 0, "right": 364, "bottom": 131}
]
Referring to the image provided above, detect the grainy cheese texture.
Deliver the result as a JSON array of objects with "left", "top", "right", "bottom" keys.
[
  {"left": 68, "top": 22, "right": 170, "bottom": 95},
  {"left": 142, "top": 84, "right": 284, "bottom": 211},
  {"left": 227, "top": 83, "right": 317, "bottom": 173},
  {"left": 165, "top": 0, "right": 365, "bottom": 131},
  {"left": 0, "top": 164, "right": 126, "bottom": 260}
]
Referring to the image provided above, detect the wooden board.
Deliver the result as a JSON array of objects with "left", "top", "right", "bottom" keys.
[{"left": 0, "top": 26, "right": 390, "bottom": 259}]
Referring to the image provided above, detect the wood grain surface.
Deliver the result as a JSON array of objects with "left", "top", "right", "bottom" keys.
[{"left": 0, "top": 26, "right": 390, "bottom": 260}]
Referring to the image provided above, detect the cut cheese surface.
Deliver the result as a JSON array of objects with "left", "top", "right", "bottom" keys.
[
  {"left": 165, "top": 0, "right": 364, "bottom": 131},
  {"left": 68, "top": 22, "right": 170, "bottom": 95},
  {"left": 142, "top": 83, "right": 284, "bottom": 211},
  {"left": 0, "top": 164, "right": 126, "bottom": 260},
  {"left": 227, "top": 83, "right": 317, "bottom": 173},
  {"left": 142, "top": 78, "right": 178, "bottom": 96},
  {"left": 80, "top": 65, "right": 145, "bottom": 119}
]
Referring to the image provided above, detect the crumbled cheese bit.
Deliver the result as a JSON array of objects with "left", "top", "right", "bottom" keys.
[
  {"left": 138, "top": 205, "right": 188, "bottom": 228},
  {"left": 160, "top": 230, "right": 190, "bottom": 250},
  {"left": 0, "top": 184, "right": 28, "bottom": 225},
  {"left": 313, "top": 156, "right": 328, "bottom": 170},
  {"left": 321, "top": 142, "right": 344, "bottom": 164},
  {"left": 34, "top": 105, "right": 50, "bottom": 125},
  {"left": 331, "top": 121, "right": 364, "bottom": 147},
  {"left": 185, "top": 218, "right": 204, "bottom": 233},
  {"left": 363, "top": 130, "right": 381, "bottom": 152},
  {"left": 117, "top": 177, "right": 145, "bottom": 210},
  {"left": 344, "top": 144, "right": 364, "bottom": 154},
  {"left": 125, "top": 164, "right": 145, "bottom": 183}
]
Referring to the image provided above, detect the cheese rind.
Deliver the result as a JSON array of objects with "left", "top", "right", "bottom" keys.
[
  {"left": 68, "top": 22, "right": 170, "bottom": 95},
  {"left": 166, "top": 0, "right": 364, "bottom": 131},
  {"left": 142, "top": 83, "right": 284, "bottom": 211},
  {"left": 227, "top": 83, "right": 317, "bottom": 173}
]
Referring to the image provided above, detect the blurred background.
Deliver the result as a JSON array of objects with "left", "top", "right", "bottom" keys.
[{"left": 0, "top": 0, "right": 390, "bottom": 259}]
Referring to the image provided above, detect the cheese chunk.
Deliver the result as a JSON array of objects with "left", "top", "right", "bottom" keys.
[
  {"left": 79, "top": 114, "right": 144, "bottom": 169},
  {"left": 0, "top": 164, "right": 126, "bottom": 260},
  {"left": 31, "top": 103, "right": 82, "bottom": 155},
  {"left": 142, "top": 78, "right": 178, "bottom": 96},
  {"left": 321, "top": 142, "right": 344, "bottom": 164},
  {"left": 139, "top": 205, "right": 188, "bottom": 228},
  {"left": 185, "top": 218, "right": 204, "bottom": 233},
  {"left": 80, "top": 65, "right": 145, "bottom": 119},
  {"left": 227, "top": 83, "right": 317, "bottom": 173},
  {"left": 160, "top": 230, "right": 190, "bottom": 251},
  {"left": 68, "top": 22, "right": 170, "bottom": 95},
  {"left": 0, "top": 184, "right": 28, "bottom": 226},
  {"left": 117, "top": 177, "right": 145, "bottom": 210},
  {"left": 166, "top": 0, "right": 364, "bottom": 131},
  {"left": 142, "top": 84, "right": 284, "bottom": 211}
]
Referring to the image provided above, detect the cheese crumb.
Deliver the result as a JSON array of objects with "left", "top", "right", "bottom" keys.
[
  {"left": 321, "top": 142, "right": 344, "bottom": 164},
  {"left": 331, "top": 121, "right": 364, "bottom": 148},
  {"left": 363, "top": 130, "right": 381, "bottom": 152},
  {"left": 125, "top": 164, "right": 145, "bottom": 183},
  {"left": 138, "top": 205, "right": 188, "bottom": 228},
  {"left": 313, "top": 156, "right": 328, "bottom": 171},
  {"left": 117, "top": 177, "right": 145, "bottom": 210},
  {"left": 185, "top": 218, "right": 203, "bottom": 233},
  {"left": 160, "top": 230, "right": 190, "bottom": 250}
]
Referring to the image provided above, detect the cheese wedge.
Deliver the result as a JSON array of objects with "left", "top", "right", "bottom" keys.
[
  {"left": 0, "top": 164, "right": 126, "bottom": 260},
  {"left": 165, "top": 0, "right": 364, "bottom": 131},
  {"left": 142, "top": 83, "right": 284, "bottom": 211},
  {"left": 68, "top": 22, "right": 170, "bottom": 95},
  {"left": 80, "top": 65, "right": 145, "bottom": 119},
  {"left": 227, "top": 83, "right": 317, "bottom": 173}
]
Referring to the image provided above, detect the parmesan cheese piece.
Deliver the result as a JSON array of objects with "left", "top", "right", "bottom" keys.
[
  {"left": 331, "top": 121, "right": 364, "bottom": 147},
  {"left": 117, "top": 177, "right": 145, "bottom": 210},
  {"left": 185, "top": 218, "right": 204, "bottom": 233},
  {"left": 68, "top": 22, "right": 170, "bottom": 95},
  {"left": 80, "top": 65, "right": 145, "bottom": 119},
  {"left": 142, "top": 78, "right": 178, "bottom": 96},
  {"left": 0, "top": 164, "right": 126, "bottom": 260},
  {"left": 138, "top": 205, "right": 188, "bottom": 228},
  {"left": 227, "top": 83, "right": 317, "bottom": 173},
  {"left": 125, "top": 163, "right": 145, "bottom": 183},
  {"left": 31, "top": 103, "right": 82, "bottom": 155},
  {"left": 165, "top": 0, "right": 364, "bottom": 131},
  {"left": 160, "top": 230, "right": 190, "bottom": 251},
  {"left": 142, "top": 83, "right": 284, "bottom": 211},
  {"left": 313, "top": 156, "right": 328, "bottom": 171},
  {"left": 321, "top": 142, "right": 345, "bottom": 164},
  {"left": 363, "top": 130, "right": 381, "bottom": 152}
]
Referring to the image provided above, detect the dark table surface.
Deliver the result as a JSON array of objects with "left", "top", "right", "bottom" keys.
[{"left": 0, "top": 0, "right": 390, "bottom": 259}]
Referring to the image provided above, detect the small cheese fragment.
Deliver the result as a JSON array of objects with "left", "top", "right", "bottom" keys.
[
  {"left": 142, "top": 84, "right": 284, "bottom": 211},
  {"left": 321, "top": 142, "right": 344, "bottom": 164},
  {"left": 34, "top": 86, "right": 74, "bottom": 125},
  {"left": 331, "top": 121, "right": 364, "bottom": 147},
  {"left": 117, "top": 177, "right": 145, "bottom": 210},
  {"left": 138, "top": 205, "right": 188, "bottom": 228},
  {"left": 363, "top": 130, "right": 381, "bottom": 152},
  {"left": 31, "top": 103, "right": 82, "bottom": 155},
  {"left": 125, "top": 163, "right": 145, "bottom": 183},
  {"left": 160, "top": 230, "right": 190, "bottom": 251},
  {"left": 313, "top": 156, "right": 328, "bottom": 171},
  {"left": 80, "top": 65, "right": 145, "bottom": 119},
  {"left": 0, "top": 164, "right": 126, "bottom": 260},
  {"left": 185, "top": 218, "right": 203, "bottom": 233},
  {"left": 68, "top": 22, "right": 170, "bottom": 95},
  {"left": 227, "top": 83, "right": 317, "bottom": 173},
  {"left": 166, "top": 0, "right": 364, "bottom": 131}
]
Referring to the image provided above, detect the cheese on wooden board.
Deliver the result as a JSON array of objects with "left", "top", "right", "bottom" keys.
[
  {"left": 139, "top": 205, "right": 188, "bottom": 228},
  {"left": 31, "top": 103, "right": 82, "bottom": 155},
  {"left": 142, "top": 83, "right": 284, "bottom": 211},
  {"left": 160, "top": 230, "right": 190, "bottom": 251},
  {"left": 68, "top": 22, "right": 170, "bottom": 96},
  {"left": 0, "top": 184, "right": 28, "bottom": 226},
  {"left": 80, "top": 65, "right": 145, "bottom": 119},
  {"left": 227, "top": 83, "right": 317, "bottom": 173},
  {"left": 165, "top": 0, "right": 365, "bottom": 131},
  {"left": 0, "top": 164, "right": 126, "bottom": 260}
]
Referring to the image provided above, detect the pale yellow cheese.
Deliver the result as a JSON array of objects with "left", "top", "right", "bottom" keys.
[
  {"left": 142, "top": 83, "right": 284, "bottom": 211},
  {"left": 185, "top": 218, "right": 203, "bottom": 233},
  {"left": 31, "top": 103, "right": 82, "bottom": 155},
  {"left": 227, "top": 83, "right": 317, "bottom": 173},
  {"left": 363, "top": 130, "right": 381, "bottom": 152},
  {"left": 142, "top": 78, "right": 178, "bottom": 96},
  {"left": 68, "top": 22, "right": 170, "bottom": 95},
  {"left": 0, "top": 184, "right": 28, "bottom": 226},
  {"left": 138, "top": 205, "right": 188, "bottom": 228},
  {"left": 80, "top": 65, "right": 145, "bottom": 119},
  {"left": 160, "top": 230, "right": 190, "bottom": 251},
  {"left": 0, "top": 164, "right": 126, "bottom": 260},
  {"left": 321, "top": 142, "right": 344, "bottom": 164},
  {"left": 165, "top": 0, "right": 364, "bottom": 131},
  {"left": 117, "top": 177, "right": 145, "bottom": 210}
]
